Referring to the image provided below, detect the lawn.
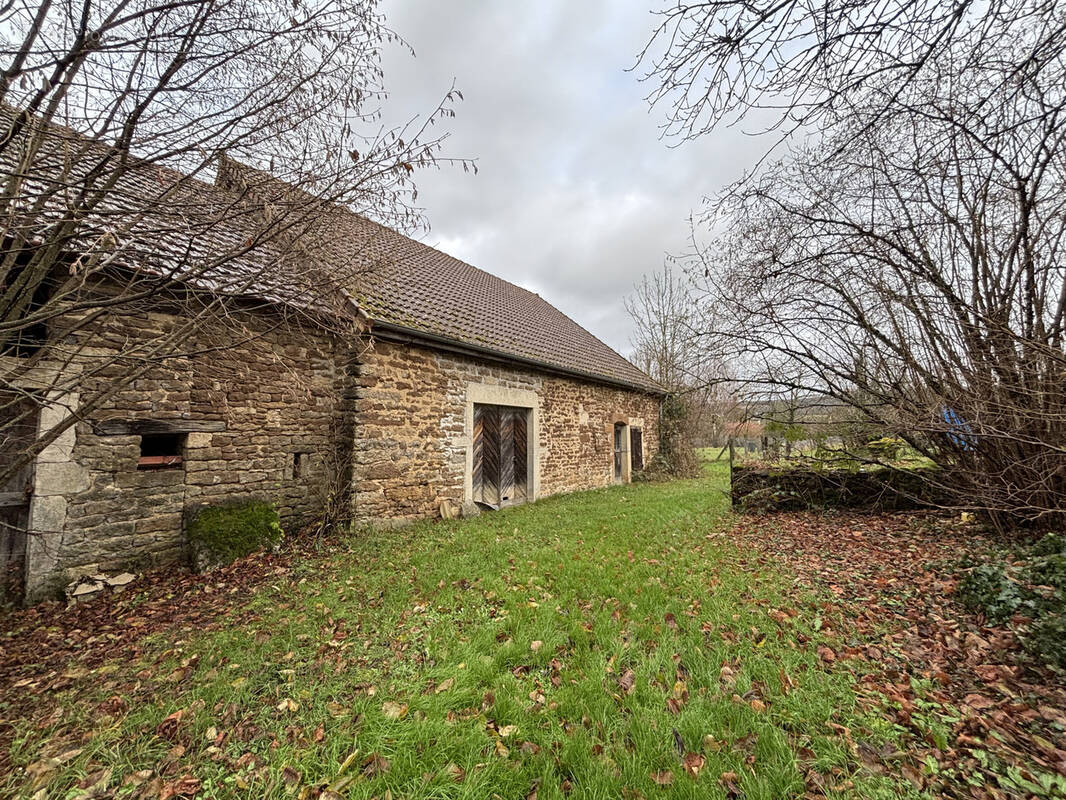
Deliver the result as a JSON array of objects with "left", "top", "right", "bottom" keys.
[{"left": 0, "top": 460, "right": 965, "bottom": 799}]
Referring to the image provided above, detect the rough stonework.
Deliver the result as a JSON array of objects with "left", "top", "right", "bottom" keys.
[
  {"left": 20, "top": 310, "right": 659, "bottom": 602},
  {"left": 24, "top": 305, "right": 351, "bottom": 600},
  {"left": 351, "top": 340, "right": 660, "bottom": 526},
  {"left": 4, "top": 133, "right": 664, "bottom": 605}
]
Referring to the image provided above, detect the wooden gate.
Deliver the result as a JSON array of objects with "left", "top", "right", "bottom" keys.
[
  {"left": 0, "top": 392, "right": 37, "bottom": 603},
  {"left": 473, "top": 404, "right": 529, "bottom": 508}
]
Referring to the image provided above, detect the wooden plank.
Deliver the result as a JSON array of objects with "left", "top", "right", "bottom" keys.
[
  {"left": 475, "top": 404, "right": 501, "bottom": 507},
  {"left": 499, "top": 409, "right": 514, "bottom": 504},
  {"left": 0, "top": 505, "right": 27, "bottom": 602},
  {"left": 512, "top": 409, "right": 528, "bottom": 502},
  {"left": 472, "top": 405, "right": 485, "bottom": 503},
  {"left": 0, "top": 391, "right": 35, "bottom": 602},
  {"left": 93, "top": 419, "right": 226, "bottom": 436},
  {"left": 0, "top": 491, "right": 28, "bottom": 508},
  {"left": 137, "top": 455, "right": 183, "bottom": 469},
  {"left": 482, "top": 406, "right": 501, "bottom": 507}
]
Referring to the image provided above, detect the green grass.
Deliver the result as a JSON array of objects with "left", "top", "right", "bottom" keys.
[{"left": 7, "top": 458, "right": 919, "bottom": 799}]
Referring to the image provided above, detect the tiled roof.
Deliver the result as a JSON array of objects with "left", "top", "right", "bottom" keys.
[
  {"left": 331, "top": 218, "right": 663, "bottom": 393},
  {"left": 1, "top": 107, "right": 352, "bottom": 317},
  {"left": 5, "top": 106, "right": 661, "bottom": 393},
  {"left": 219, "top": 159, "right": 664, "bottom": 394}
]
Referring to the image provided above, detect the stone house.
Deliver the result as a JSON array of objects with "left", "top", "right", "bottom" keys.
[{"left": 1, "top": 146, "right": 663, "bottom": 603}]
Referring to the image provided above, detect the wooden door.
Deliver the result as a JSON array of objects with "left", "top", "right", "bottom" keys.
[
  {"left": 613, "top": 423, "right": 625, "bottom": 482},
  {"left": 0, "top": 392, "right": 37, "bottom": 603},
  {"left": 630, "top": 428, "right": 643, "bottom": 472},
  {"left": 473, "top": 404, "right": 529, "bottom": 508},
  {"left": 473, "top": 403, "right": 501, "bottom": 507}
]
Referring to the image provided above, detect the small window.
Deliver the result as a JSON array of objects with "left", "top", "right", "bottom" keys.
[
  {"left": 138, "top": 433, "right": 185, "bottom": 469},
  {"left": 291, "top": 451, "right": 309, "bottom": 478}
]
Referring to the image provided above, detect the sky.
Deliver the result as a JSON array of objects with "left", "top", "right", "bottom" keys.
[{"left": 378, "top": 1, "right": 764, "bottom": 358}]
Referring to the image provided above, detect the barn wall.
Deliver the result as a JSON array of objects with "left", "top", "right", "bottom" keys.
[
  {"left": 24, "top": 320, "right": 658, "bottom": 599},
  {"left": 351, "top": 339, "right": 660, "bottom": 525},
  {"left": 25, "top": 306, "right": 350, "bottom": 600}
]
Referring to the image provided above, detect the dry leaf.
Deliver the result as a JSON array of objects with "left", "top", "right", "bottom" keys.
[
  {"left": 361, "top": 754, "right": 390, "bottom": 777},
  {"left": 444, "top": 763, "right": 466, "bottom": 782},
  {"left": 651, "top": 770, "right": 674, "bottom": 785},
  {"left": 683, "top": 752, "right": 706, "bottom": 777},
  {"left": 381, "top": 701, "right": 408, "bottom": 719}
]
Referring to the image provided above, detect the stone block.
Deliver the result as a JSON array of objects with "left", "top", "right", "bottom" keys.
[{"left": 35, "top": 461, "right": 91, "bottom": 496}]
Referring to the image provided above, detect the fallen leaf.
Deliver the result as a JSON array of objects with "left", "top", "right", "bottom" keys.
[
  {"left": 361, "top": 754, "right": 390, "bottom": 777},
  {"left": 159, "top": 774, "right": 200, "bottom": 799},
  {"left": 651, "top": 770, "right": 674, "bottom": 785},
  {"left": 720, "top": 771, "right": 743, "bottom": 797},
  {"left": 444, "top": 763, "right": 466, "bottom": 782},
  {"left": 381, "top": 701, "right": 408, "bottom": 719},
  {"left": 683, "top": 752, "right": 706, "bottom": 777}
]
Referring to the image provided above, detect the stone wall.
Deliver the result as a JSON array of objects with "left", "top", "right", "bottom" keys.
[
  {"left": 25, "top": 305, "right": 350, "bottom": 599},
  {"left": 20, "top": 312, "right": 659, "bottom": 599},
  {"left": 731, "top": 464, "right": 945, "bottom": 512},
  {"left": 352, "top": 339, "right": 660, "bottom": 525}
]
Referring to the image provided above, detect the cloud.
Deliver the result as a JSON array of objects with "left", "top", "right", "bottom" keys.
[{"left": 377, "top": 0, "right": 764, "bottom": 356}]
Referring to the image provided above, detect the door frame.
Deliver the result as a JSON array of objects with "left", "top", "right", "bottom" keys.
[
  {"left": 612, "top": 421, "right": 628, "bottom": 484},
  {"left": 464, "top": 383, "right": 539, "bottom": 505}
]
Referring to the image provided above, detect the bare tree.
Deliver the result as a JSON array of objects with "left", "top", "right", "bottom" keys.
[
  {"left": 668, "top": 9, "right": 1066, "bottom": 527},
  {"left": 625, "top": 263, "right": 740, "bottom": 471},
  {"left": 638, "top": 0, "right": 1050, "bottom": 139},
  {"left": 625, "top": 264, "right": 698, "bottom": 391},
  {"left": 0, "top": 0, "right": 465, "bottom": 490}
]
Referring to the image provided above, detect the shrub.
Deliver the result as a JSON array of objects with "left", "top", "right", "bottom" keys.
[
  {"left": 957, "top": 563, "right": 1028, "bottom": 623},
  {"left": 1031, "top": 532, "right": 1066, "bottom": 557},
  {"left": 1029, "top": 552, "right": 1066, "bottom": 590},
  {"left": 956, "top": 531, "right": 1066, "bottom": 670},
  {"left": 1028, "top": 614, "right": 1066, "bottom": 670},
  {"left": 642, "top": 394, "right": 700, "bottom": 480},
  {"left": 187, "top": 500, "right": 283, "bottom": 571}
]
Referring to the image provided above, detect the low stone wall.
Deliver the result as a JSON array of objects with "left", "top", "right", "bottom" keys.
[{"left": 730, "top": 464, "right": 944, "bottom": 513}]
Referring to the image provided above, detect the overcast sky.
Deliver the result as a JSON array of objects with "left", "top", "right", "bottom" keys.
[{"left": 379, "top": 1, "right": 762, "bottom": 357}]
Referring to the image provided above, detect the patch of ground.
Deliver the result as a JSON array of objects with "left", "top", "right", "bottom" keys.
[
  {"left": 0, "top": 547, "right": 306, "bottom": 769},
  {"left": 729, "top": 511, "right": 1066, "bottom": 798},
  {"left": 2, "top": 464, "right": 1064, "bottom": 799}
]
